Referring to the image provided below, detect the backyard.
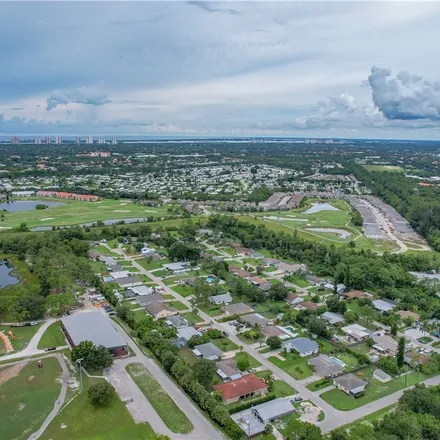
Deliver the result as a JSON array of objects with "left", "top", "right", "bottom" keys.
[{"left": 269, "top": 353, "right": 314, "bottom": 380}]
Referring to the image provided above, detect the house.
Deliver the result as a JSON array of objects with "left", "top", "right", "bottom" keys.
[
  {"left": 343, "top": 290, "right": 368, "bottom": 299},
  {"left": 209, "top": 293, "right": 233, "bottom": 305},
  {"left": 248, "top": 277, "right": 271, "bottom": 291},
  {"left": 298, "top": 301, "right": 319, "bottom": 311},
  {"left": 116, "top": 276, "right": 143, "bottom": 288},
  {"left": 277, "top": 262, "right": 306, "bottom": 273},
  {"left": 146, "top": 302, "right": 178, "bottom": 320},
  {"left": 306, "top": 275, "right": 325, "bottom": 286},
  {"left": 264, "top": 258, "right": 280, "bottom": 266},
  {"left": 397, "top": 310, "right": 420, "bottom": 322},
  {"left": 373, "top": 369, "right": 392, "bottom": 383},
  {"left": 130, "top": 285, "right": 154, "bottom": 296},
  {"left": 321, "top": 311, "right": 345, "bottom": 325},
  {"left": 404, "top": 351, "right": 430, "bottom": 366},
  {"left": 163, "top": 262, "right": 192, "bottom": 274},
  {"left": 193, "top": 342, "right": 223, "bottom": 361},
  {"left": 235, "top": 270, "right": 251, "bottom": 279},
  {"left": 216, "top": 359, "right": 242, "bottom": 381},
  {"left": 342, "top": 324, "right": 370, "bottom": 342},
  {"left": 337, "top": 284, "right": 347, "bottom": 294},
  {"left": 309, "top": 354, "right": 344, "bottom": 378},
  {"left": 262, "top": 326, "right": 290, "bottom": 340},
  {"left": 282, "top": 337, "right": 319, "bottom": 357},
  {"left": 334, "top": 373, "right": 367, "bottom": 397},
  {"left": 110, "top": 270, "right": 131, "bottom": 280},
  {"left": 240, "top": 313, "right": 272, "bottom": 328},
  {"left": 236, "top": 247, "right": 253, "bottom": 256},
  {"left": 177, "top": 326, "right": 202, "bottom": 342},
  {"left": 222, "top": 303, "right": 253, "bottom": 316},
  {"left": 287, "top": 293, "right": 303, "bottom": 306},
  {"left": 61, "top": 312, "right": 127, "bottom": 355},
  {"left": 141, "top": 247, "right": 156, "bottom": 256},
  {"left": 372, "top": 299, "right": 396, "bottom": 313},
  {"left": 252, "top": 398, "right": 295, "bottom": 424},
  {"left": 228, "top": 265, "right": 241, "bottom": 273},
  {"left": 372, "top": 335, "right": 398, "bottom": 356},
  {"left": 165, "top": 315, "right": 189, "bottom": 329},
  {"left": 135, "top": 293, "right": 164, "bottom": 307},
  {"left": 213, "top": 374, "right": 268, "bottom": 404}
]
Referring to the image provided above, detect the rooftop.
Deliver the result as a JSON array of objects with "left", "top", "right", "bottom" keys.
[{"left": 213, "top": 374, "right": 267, "bottom": 400}]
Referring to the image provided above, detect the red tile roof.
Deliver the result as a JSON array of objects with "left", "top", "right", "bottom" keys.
[
  {"left": 213, "top": 374, "right": 267, "bottom": 400},
  {"left": 301, "top": 301, "right": 319, "bottom": 310}
]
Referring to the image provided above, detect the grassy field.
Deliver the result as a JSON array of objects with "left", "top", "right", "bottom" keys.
[
  {"left": 41, "top": 376, "right": 157, "bottom": 440},
  {"left": 269, "top": 353, "right": 314, "bottom": 380},
  {"left": 171, "top": 284, "right": 194, "bottom": 297},
  {"left": 166, "top": 300, "right": 189, "bottom": 311},
  {"left": 180, "top": 311, "right": 203, "bottom": 324},
  {"left": 0, "top": 323, "right": 43, "bottom": 355},
  {"left": 212, "top": 337, "right": 239, "bottom": 352},
  {"left": 37, "top": 321, "right": 66, "bottom": 349},
  {"left": 234, "top": 352, "right": 262, "bottom": 368},
  {"left": 0, "top": 357, "right": 62, "bottom": 440},
  {"left": 1, "top": 197, "right": 173, "bottom": 229},
  {"left": 125, "top": 363, "right": 193, "bottom": 434},
  {"left": 136, "top": 258, "right": 171, "bottom": 271},
  {"left": 363, "top": 164, "right": 405, "bottom": 173}
]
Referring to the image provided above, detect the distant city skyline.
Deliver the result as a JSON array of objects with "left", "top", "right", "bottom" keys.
[{"left": 1, "top": 2, "right": 440, "bottom": 139}]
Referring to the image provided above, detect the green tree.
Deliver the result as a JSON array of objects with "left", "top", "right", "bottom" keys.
[
  {"left": 266, "top": 336, "right": 282, "bottom": 350},
  {"left": 193, "top": 358, "right": 216, "bottom": 390},
  {"left": 268, "top": 282, "right": 289, "bottom": 301},
  {"left": 71, "top": 341, "right": 114, "bottom": 371},
  {"left": 236, "top": 355, "right": 251, "bottom": 371},
  {"left": 397, "top": 336, "right": 405, "bottom": 369},
  {"left": 88, "top": 381, "right": 116, "bottom": 405}
]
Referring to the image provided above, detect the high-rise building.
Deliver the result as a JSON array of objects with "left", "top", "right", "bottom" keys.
[
  {"left": 34, "top": 137, "right": 41, "bottom": 144},
  {"left": 86, "top": 136, "right": 93, "bottom": 144},
  {"left": 98, "top": 137, "right": 105, "bottom": 145},
  {"left": 10, "top": 137, "right": 20, "bottom": 145},
  {"left": 45, "top": 137, "right": 51, "bottom": 144},
  {"left": 75, "top": 136, "right": 81, "bottom": 145},
  {"left": 55, "top": 136, "right": 62, "bottom": 145},
  {"left": 111, "top": 136, "right": 117, "bottom": 145}
]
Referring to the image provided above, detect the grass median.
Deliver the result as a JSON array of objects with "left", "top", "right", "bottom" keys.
[{"left": 126, "top": 363, "right": 193, "bottom": 434}]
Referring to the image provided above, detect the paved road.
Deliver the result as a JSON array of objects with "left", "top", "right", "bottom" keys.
[
  {"left": 0, "top": 319, "right": 69, "bottom": 362},
  {"left": 28, "top": 353, "right": 69, "bottom": 440},
  {"left": 108, "top": 318, "right": 223, "bottom": 440}
]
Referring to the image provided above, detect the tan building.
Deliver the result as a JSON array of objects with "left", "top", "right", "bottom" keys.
[{"left": 146, "top": 302, "right": 178, "bottom": 320}]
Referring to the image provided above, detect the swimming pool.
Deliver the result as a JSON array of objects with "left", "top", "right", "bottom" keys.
[
  {"left": 206, "top": 275, "right": 215, "bottom": 283},
  {"left": 330, "top": 356, "right": 346, "bottom": 367},
  {"left": 103, "top": 276, "right": 113, "bottom": 282}
]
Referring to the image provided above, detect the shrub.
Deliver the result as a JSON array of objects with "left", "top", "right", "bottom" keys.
[{"left": 88, "top": 381, "right": 116, "bottom": 406}]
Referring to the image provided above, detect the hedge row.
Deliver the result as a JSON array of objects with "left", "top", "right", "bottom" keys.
[{"left": 229, "top": 393, "right": 276, "bottom": 414}]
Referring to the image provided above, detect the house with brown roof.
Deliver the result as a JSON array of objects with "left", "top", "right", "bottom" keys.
[
  {"left": 287, "top": 293, "right": 303, "bottom": 306},
  {"left": 235, "top": 270, "right": 251, "bottom": 279},
  {"left": 213, "top": 374, "right": 268, "bottom": 404},
  {"left": 248, "top": 277, "right": 271, "bottom": 291},
  {"left": 222, "top": 303, "right": 253, "bottom": 316},
  {"left": 343, "top": 290, "right": 367, "bottom": 299},
  {"left": 298, "top": 301, "right": 319, "bottom": 311},
  {"left": 396, "top": 310, "right": 420, "bottom": 322},
  {"left": 146, "top": 302, "right": 178, "bottom": 320}
]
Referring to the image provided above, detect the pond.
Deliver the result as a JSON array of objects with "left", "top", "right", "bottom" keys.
[
  {"left": 302, "top": 202, "right": 340, "bottom": 214},
  {"left": 0, "top": 260, "right": 20, "bottom": 288},
  {"left": 0, "top": 200, "right": 64, "bottom": 212}
]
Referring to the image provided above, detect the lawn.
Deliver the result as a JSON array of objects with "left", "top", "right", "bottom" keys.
[
  {"left": 0, "top": 357, "right": 62, "bottom": 440},
  {"left": 198, "top": 304, "right": 222, "bottom": 317},
  {"left": 0, "top": 197, "right": 172, "bottom": 229},
  {"left": 121, "top": 300, "right": 140, "bottom": 310},
  {"left": 41, "top": 376, "right": 157, "bottom": 440},
  {"left": 234, "top": 352, "right": 262, "bottom": 368},
  {"left": 179, "top": 347, "right": 198, "bottom": 365},
  {"left": 37, "top": 321, "right": 66, "bottom": 349},
  {"left": 289, "top": 276, "right": 310, "bottom": 288},
  {"left": 0, "top": 323, "right": 43, "bottom": 355},
  {"left": 167, "top": 300, "right": 189, "bottom": 311},
  {"left": 171, "top": 284, "right": 194, "bottom": 297},
  {"left": 137, "top": 258, "right": 171, "bottom": 271},
  {"left": 321, "top": 368, "right": 433, "bottom": 410},
  {"left": 307, "top": 378, "right": 333, "bottom": 392},
  {"left": 132, "top": 309, "right": 148, "bottom": 322},
  {"left": 89, "top": 260, "right": 107, "bottom": 274},
  {"left": 93, "top": 245, "right": 120, "bottom": 257},
  {"left": 180, "top": 311, "right": 203, "bottom": 325},
  {"left": 125, "top": 363, "right": 193, "bottom": 434},
  {"left": 269, "top": 354, "right": 314, "bottom": 380},
  {"left": 222, "top": 247, "right": 237, "bottom": 256},
  {"left": 212, "top": 337, "right": 239, "bottom": 352},
  {"left": 151, "top": 269, "right": 170, "bottom": 277}
]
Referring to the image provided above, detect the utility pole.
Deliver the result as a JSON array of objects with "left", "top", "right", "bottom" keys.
[{"left": 76, "top": 358, "right": 84, "bottom": 392}]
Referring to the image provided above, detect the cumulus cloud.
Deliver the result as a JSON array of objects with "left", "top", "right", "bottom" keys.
[
  {"left": 46, "top": 87, "right": 111, "bottom": 111},
  {"left": 368, "top": 66, "right": 440, "bottom": 120}
]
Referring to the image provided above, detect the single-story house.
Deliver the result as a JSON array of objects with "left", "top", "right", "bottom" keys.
[
  {"left": 235, "top": 270, "right": 251, "bottom": 279},
  {"left": 130, "top": 285, "right": 154, "bottom": 296},
  {"left": 277, "top": 262, "right": 306, "bottom": 273},
  {"left": 404, "top": 351, "right": 430, "bottom": 366},
  {"left": 343, "top": 290, "right": 368, "bottom": 299},
  {"left": 240, "top": 313, "right": 272, "bottom": 328},
  {"left": 177, "top": 326, "right": 202, "bottom": 342},
  {"left": 193, "top": 342, "right": 223, "bottom": 361},
  {"left": 209, "top": 293, "right": 233, "bottom": 305},
  {"left": 262, "top": 326, "right": 290, "bottom": 339},
  {"left": 116, "top": 276, "right": 143, "bottom": 288},
  {"left": 264, "top": 258, "right": 280, "bottom": 266},
  {"left": 110, "top": 270, "right": 131, "bottom": 280},
  {"left": 286, "top": 293, "right": 303, "bottom": 306},
  {"left": 135, "top": 293, "right": 164, "bottom": 307},
  {"left": 163, "top": 262, "right": 192, "bottom": 274},
  {"left": 248, "top": 277, "right": 271, "bottom": 291},
  {"left": 306, "top": 275, "right": 326, "bottom": 286},
  {"left": 216, "top": 359, "right": 242, "bottom": 382},
  {"left": 165, "top": 315, "right": 189, "bottom": 329},
  {"left": 228, "top": 265, "right": 241, "bottom": 273},
  {"left": 182, "top": 277, "right": 196, "bottom": 287},
  {"left": 141, "top": 247, "right": 156, "bottom": 256},
  {"left": 101, "top": 256, "right": 117, "bottom": 266},
  {"left": 282, "top": 337, "right": 319, "bottom": 357},
  {"left": 397, "top": 310, "right": 420, "bottom": 322},
  {"left": 61, "top": 312, "right": 127, "bottom": 354},
  {"left": 308, "top": 354, "right": 344, "bottom": 378},
  {"left": 146, "top": 302, "right": 178, "bottom": 320},
  {"left": 334, "top": 373, "right": 367, "bottom": 397},
  {"left": 252, "top": 398, "right": 295, "bottom": 424},
  {"left": 213, "top": 374, "right": 268, "bottom": 404},
  {"left": 373, "top": 369, "right": 392, "bottom": 383},
  {"left": 235, "top": 247, "right": 253, "bottom": 256},
  {"left": 372, "top": 335, "right": 398, "bottom": 356},
  {"left": 222, "top": 303, "right": 253, "bottom": 316},
  {"left": 321, "top": 311, "right": 345, "bottom": 325},
  {"left": 372, "top": 299, "right": 396, "bottom": 313},
  {"left": 342, "top": 324, "right": 370, "bottom": 342},
  {"left": 298, "top": 301, "right": 319, "bottom": 311}
]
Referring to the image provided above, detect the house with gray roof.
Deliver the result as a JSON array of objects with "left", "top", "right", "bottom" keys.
[
  {"left": 372, "top": 299, "right": 396, "bottom": 313},
  {"left": 240, "top": 313, "right": 272, "bottom": 328},
  {"left": 308, "top": 354, "right": 344, "bottom": 378},
  {"left": 321, "top": 311, "right": 345, "bottom": 325},
  {"left": 282, "top": 337, "right": 319, "bottom": 357},
  {"left": 165, "top": 315, "right": 189, "bottom": 329},
  {"left": 252, "top": 398, "right": 295, "bottom": 424},
  {"left": 193, "top": 342, "right": 223, "bottom": 361},
  {"left": 209, "top": 293, "right": 233, "bottom": 305},
  {"left": 163, "top": 262, "right": 192, "bottom": 274},
  {"left": 334, "top": 373, "right": 367, "bottom": 397},
  {"left": 116, "top": 276, "right": 143, "bottom": 288},
  {"left": 135, "top": 293, "right": 164, "bottom": 307},
  {"left": 216, "top": 359, "right": 242, "bottom": 382},
  {"left": 222, "top": 303, "right": 253, "bottom": 316},
  {"left": 177, "top": 326, "right": 202, "bottom": 342}
]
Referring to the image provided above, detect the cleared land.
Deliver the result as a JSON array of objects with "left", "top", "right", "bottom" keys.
[
  {"left": 0, "top": 197, "right": 172, "bottom": 229},
  {"left": 125, "top": 363, "right": 193, "bottom": 434},
  {"left": 0, "top": 357, "right": 62, "bottom": 440},
  {"left": 363, "top": 165, "right": 405, "bottom": 173},
  {"left": 41, "top": 376, "right": 157, "bottom": 440}
]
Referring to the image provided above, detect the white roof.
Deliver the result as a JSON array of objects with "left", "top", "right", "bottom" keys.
[
  {"left": 177, "top": 326, "right": 202, "bottom": 341},
  {"left": 373, "top": 299, "right": 396, "bottom": 312},
  {"left": 111, "top": 270, "right": 130, "bottom": 279},
  {"left": 342, "top": 324, "right": 369, "bottom": 339},
  {"left": 131, "top": 285, "right": 153, "bottom": 296}
]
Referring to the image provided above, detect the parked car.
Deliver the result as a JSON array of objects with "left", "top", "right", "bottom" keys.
[
  {"left": 44, "top": 347, "right": 57, "bottom": 352},
  {"left": 222, "top": 331, "right": 229, "bottom": 337}
]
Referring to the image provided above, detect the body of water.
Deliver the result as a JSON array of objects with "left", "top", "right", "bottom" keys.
[
  {"left": 0, "top": 260, "right": 20, "bottom": 288},
  {"left": 0, "top": 200, "right": 64, "bottom": 212},
  {"left": 303, "top": 202, "right": 340, "bottom": 214}
]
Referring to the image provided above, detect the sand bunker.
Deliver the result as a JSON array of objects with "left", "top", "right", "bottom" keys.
[
  {"left": 303, "top": 202, "right": 340, "bottom": 214},
  {"left": 113, "top": 210, "right": 131, "bottom": 212},
  {"left": 40, "top": 218, "right": 54, "bottom": 221},
  {"left": 305, "top": 228, "right": 351, "bottom": 239}
]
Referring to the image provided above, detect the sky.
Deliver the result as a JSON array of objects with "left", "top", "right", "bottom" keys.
[{"left": 1, "top": 1, "right": 440, "bottom": 139}]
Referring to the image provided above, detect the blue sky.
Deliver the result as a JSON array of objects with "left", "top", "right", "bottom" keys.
[{"left": 1, "top": 1, "right": 440, "bottom": 139}]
